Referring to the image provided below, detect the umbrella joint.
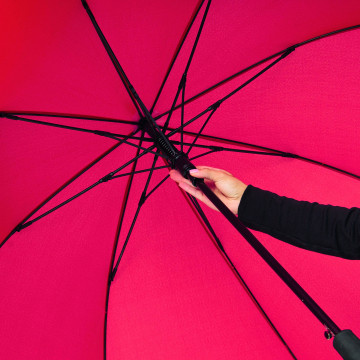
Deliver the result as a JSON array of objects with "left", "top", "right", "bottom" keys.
[
  {"left": 14, "top": 221, "right": 32, "bottom": 233},
  {"left": 282, "top": 46, "right": 296, "bottom": 58},
  {"left": 207, "top": 100, "right": 222, "bottom": 111},
  {"left": 281, "top": 152, "right": 298, "bottom": 158},
  {"left": 178, "top": 73, "right": 187, "bottom": 90},
  {"left": 99, "top": 174, "right": 113, "bottom": 183},
  {"left": 138, "top": 117, "right": 148, "bottom": 131},
  {"left": 210, "top": 145, "right": 224, "bottom": 152},
  {"left": 138, "top": 191, "right": 147, "bottom": 206}
]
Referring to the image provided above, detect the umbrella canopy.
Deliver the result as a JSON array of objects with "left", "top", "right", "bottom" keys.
[{"left": 1, "top": 0, "right": 359, "bottom": 359}]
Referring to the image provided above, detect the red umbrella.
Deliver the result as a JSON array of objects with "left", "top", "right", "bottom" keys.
[{"left": 1, "top": 0, "right": 359, "bottom": 359}]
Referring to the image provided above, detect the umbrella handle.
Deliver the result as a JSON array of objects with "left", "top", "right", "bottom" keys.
[{"left": 334, "top": 330, "right": 360, "bottom": 360}]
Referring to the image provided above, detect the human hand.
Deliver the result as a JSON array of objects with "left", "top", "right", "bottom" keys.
[{"left": 169, "top": 166, "right": 247, "bottom": 215}]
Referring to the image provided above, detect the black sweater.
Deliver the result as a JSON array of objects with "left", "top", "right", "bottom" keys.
[{"left": 238, "top": 185, "right": 360, "bottom": 260}]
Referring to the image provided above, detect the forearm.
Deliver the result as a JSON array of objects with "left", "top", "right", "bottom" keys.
[{"left": 238, "top": 185, "right": 360, "bottom": 260}]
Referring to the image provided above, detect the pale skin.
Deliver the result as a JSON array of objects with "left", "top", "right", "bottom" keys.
[{"left": 169, "top": 166, "right": 248, "bottom": 215}]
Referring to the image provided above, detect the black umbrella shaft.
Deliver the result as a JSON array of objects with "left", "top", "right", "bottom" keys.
[{"left": 195, "top": 180, "right": 341, "bottom": 335}]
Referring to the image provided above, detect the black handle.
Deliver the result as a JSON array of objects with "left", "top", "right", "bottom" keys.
[{"left": 334, "top": 330, "right": 360, "bottom": 360}]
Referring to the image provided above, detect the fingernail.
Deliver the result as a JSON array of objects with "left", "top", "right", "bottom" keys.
[{"left": 189, "top": 169, "right": 199, "bottom": 174}]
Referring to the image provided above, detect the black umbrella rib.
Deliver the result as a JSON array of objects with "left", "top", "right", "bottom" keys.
[
  {"left": 1, "top": 111, "right": 137, "bottom": 125},
  {"left": 111, "top": 153, "right": 161, "bottom": 280},
  {"left": 186, "top": 107, "right": 217, "bottom": 155},
  {"left": 81, "top": 0, "right": 143, "bottom": 119},
  {"left": 161, "top": 0, "right": 212, "bottom": 140},
  {"left": 219, "top": 47, "right": 294, "bottom": 104},
  {"left": 189, "top": 148, "right": 287, "bottom": 162},
  {"left": 12, "top": 141, "right": 159, "bottom": 233},
  {"left": 290, "top": 154, "right": 360, "bottom": 181},
  {"left": 144, "top": 174, "right": 170, "bottom": 201},
  {"left": 2, "top": 113, "right": 120, "bottom": 139},
  {"left": 166, "top": 128, "right": 285, "bottom": 153},
  {"left": 111, "top": 165, "right": 168, "bottom": 179},
  {"left": 181, "top": 79, "right": 186, "bottom": 152},
  {"left": 154, "top": 25, "right": 360, "bottom": 120},
  {"left": 164, "top": 126, "right": 360, "bottom": 181},
  {"left": 103, "top": 132, "right": 145, "bottom": 360},
  {"left": 180, "top": 130, "right": 360, "bottom": 181},
  {"left": 154, "top": 49, "right": 294, "bottom": 121},
  {"left": 187, "top": 195, "right": 298, "bottom": 359},
  {"left": 0, "top": 129, "right": 141, "bottom": 248},
  {"left": 116, "top": 143, "right": 360, "bottom": 206},
  {"left": 178, "top": 0, "right": 212, "bottom": 152},
  {"left": 150, "top": 0, "right": 206, "bottom": 113},
  {"left": 154, "top": 48, "right": 294, "bottom": 153},
  {"left": 83, "top": 0, "right": 177, "bottom": 158},
  {"left": 2, "top": 114, "right": 164, "bottom": 157}
]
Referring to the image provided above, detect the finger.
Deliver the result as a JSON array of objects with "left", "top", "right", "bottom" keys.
[
  {"left": 178, "top": 182, "right": 218, "bottom": 211},
  {"left": 196, "top": 165, "right": 232, "bottom": 176},
  {"left": 189, "top": 167, "right": 231, "bottom": 182},
  {"left": 178, "top": 181, "right": 202, "bottom": 198},
  {"left": 169, "top": 170, "right": 193, "bottom": 187}
]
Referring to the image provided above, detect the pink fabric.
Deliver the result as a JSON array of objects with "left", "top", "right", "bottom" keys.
[{"left": 0, "top": 1, "right": 359, "bottom": 359}]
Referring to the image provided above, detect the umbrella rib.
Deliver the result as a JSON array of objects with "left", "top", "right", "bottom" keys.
[
  {"left": 167, "top": 128, "right": 286, "bottom": 153},
  {"left": 103, "top": 131, "right": 145, "bottom": 360},
  {"left": 181, "top": 79, "right": 185, "bottom": 152},
  {"left": 156, "top": 48, "right": 294, "bottom": 147},
  {"left": 186, "top": 107, "right": 217, "bottom": 155},
  {"left": 161, "top": 0, "right": 212, "bottom": 134},
  {"left": 81, "top": 0, "right": 143, "bottom": 118},
  {"left": 154, "top": 25, "right": 360, "bottom": 119},
  {"left": 2, "top": 114, "right": 165, "bottom": 158},
  {"left": 218, "top": 48, "right": 294, "bottom": 104},
  {"left": 150, "top": 0, "right": 206, "bottom": 113},
  {"left": 109, "top": 145, "right": 360, "bottom": 185},
  {"left": 187, "top": 195, "right": 298, "bottom": 359},
  {"left": 1, "top": 111, "right": 138, "bottom": 125},
  {"left": 12, "top": 141, "right": 160, "bottom": 234},
  {"left": 110, "top": 165, "right": 168, "bottom": 180},
  {"left": 0, "top": 129, "right": 139, "bottom": 248},
  {"left": 174, "top": 0, "right": 212, "bottom": 148},
  {"left": 111, "top": 154, "right": 161, "bottom": 280},
  {"left": 166, "top": 128, "right": 360, "bottom": 181}
]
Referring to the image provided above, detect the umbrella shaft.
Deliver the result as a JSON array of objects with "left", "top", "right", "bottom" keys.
[{"left": 197, "top": 180, "right": 341, "bottom": 335}]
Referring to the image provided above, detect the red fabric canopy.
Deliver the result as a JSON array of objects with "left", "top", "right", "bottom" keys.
[{"left": 1, "top": 1, "right": 359, "bottom": 359}]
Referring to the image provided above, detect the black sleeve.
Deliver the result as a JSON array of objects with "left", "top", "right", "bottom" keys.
[{"left": 237, "top": 185, "right": 360, "bottom": 260}]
